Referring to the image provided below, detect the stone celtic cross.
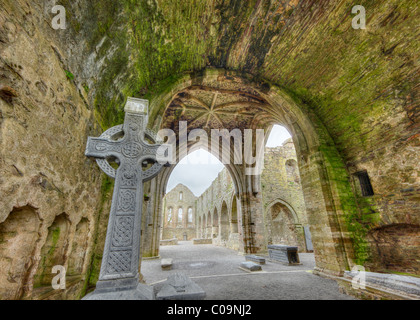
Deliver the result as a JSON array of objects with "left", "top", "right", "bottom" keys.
[{"left": 84, "top": 98, "right": 165, "bottom": 297}]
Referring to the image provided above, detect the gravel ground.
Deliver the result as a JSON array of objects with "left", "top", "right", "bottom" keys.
[{"left": 141, "top": 241, "right": 356, "bottom": 300}]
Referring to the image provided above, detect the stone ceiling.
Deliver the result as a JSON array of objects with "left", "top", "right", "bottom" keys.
[{"left": 161, "top": 85, "right": 272, "bottom": 134}]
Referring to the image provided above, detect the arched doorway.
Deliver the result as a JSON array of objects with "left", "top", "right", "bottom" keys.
[
  {"left": 68, "top": 218, "right": 91, "bottom": 276},
  {"left": 212, "top": 208, "right": 219, "bottom": 239},
  {"left": 220, "top": 201, "right": 229, "bottom": 242},
  {"left": 206, "top": 211, "right": 212, "bottom": 239},
  {"left": 231, "top": 196, "right": 239, "bottom": 234},
  {"left": 0, "top": 206, "right": 41, "bottom": 299},
  {"left": 266, "top": 200, "right": 303, "bottom": 249},
  {"left": 202, "top": 215, "right": 206, "bottom": 238},
  {"left": 148, "top": 69, "right": 358, "bottom": 276},
  {"left": 34, "top": 213, "right": 71, "bottom": 288}
]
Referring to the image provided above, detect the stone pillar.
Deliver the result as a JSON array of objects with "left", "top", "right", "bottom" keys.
[
  {"left": 235, "top": 171, "right": 266, "bottom": 255},
  {"left": 206, "top": 226, "right": 212, "bottom": 239},
  {"left": 211, "top": 226, "right": 219, "bottom": 238},
  {"left": 298, "top": 150, "right": 351, "bottom": 276},
  {"left": 141, "top": 178, "right": 163, "bottom": 259}
]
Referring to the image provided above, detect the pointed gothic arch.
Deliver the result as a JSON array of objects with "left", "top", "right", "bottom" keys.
[{"left": 149, "top": 69, "right": 359, "bottom": 275}]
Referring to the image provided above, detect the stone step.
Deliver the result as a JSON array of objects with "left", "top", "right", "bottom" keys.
[
  {"left": 156, "top": 273, "right": 206, "bottom": 300},
  {"left": 245, "top": 255, "right": 266, "bottom": 265},
  {"left": 240, "top": 261, "right": 262, "bottom": 272},
  {"left": 160, "top": 238, "right": 178, "bottom": 246},
  {"left": 192, "top": 238, "right": 213, "bottom": 245},
  {"left": 161, "top": 258, "right": 173, "bottom": 270}
]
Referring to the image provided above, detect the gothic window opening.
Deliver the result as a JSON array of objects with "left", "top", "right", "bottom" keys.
[
  {"left": 188, "top": 208, "right": 193, "bottom": 223},
  {"left": 178, "top": 208, "right": 183, "bottom": 224},
  {"left": 167, "top": 208, "right": 173, "bottom": 223},
  {"left": 355, "top": 171, "right": 374, "bottom": 197}
]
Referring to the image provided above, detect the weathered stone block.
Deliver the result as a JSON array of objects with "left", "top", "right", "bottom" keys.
[
  {"left": 83, "top": 283, "right": 155, "bottom": 300},
  {"left": 245, "top": 255, "right": 266, "bottom": 265},
  {"left": 192, "top": 238, "right": 213, "bottom": 245},
  {"left": 268, "top": 245, "right": 301, "bottom": 265},
  {"left": 161, "top": 258, "right": 173, "bottom": 270},
  {"left": 160, "top": 238, "right": 178, "bottom": 246},
  {"left": 240, "top": 262, "right": 262, "bottom": 272},
  {"left": 344, "top": 271, "right": 420, "bottom": 297},
  {"left": 156, "top": 273, "right": 206, "bottom": 300}
]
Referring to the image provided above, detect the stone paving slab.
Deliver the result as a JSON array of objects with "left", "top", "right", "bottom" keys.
[
  {"left": 161, "top": 258, "right": 173, "bottom": 270},
  {"left": 141, "top": 241, "right": 356, "bottom": 300},
  {"left": 245, "top": 255, "right": 266, "bottom": 265},
  {"left": 240, "top": 261, "right": 263, "bottom": 272}
]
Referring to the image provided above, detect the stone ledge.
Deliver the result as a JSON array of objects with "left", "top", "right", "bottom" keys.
[
  {"left": 156, "top": 273, "right": 206, "bottom": 300},
  {"left": 161, "top": 258, "right": 173, "bottom": 270},
  {"left": 160, "top": 238, "right": 178, "bottom": 246},
  {"left": 239, "top": 261, "right": 263, "bottom": 272},
  {"left": 316, "top": 270, "right": 420, "bottom": 300},
  {"left": 344, "top": 271, "right": 420, "bottom": 298},
  {"left": 82, "top": 283, "right": 155, "bottom": 300},
  {"left": 192, "top": 238, "right": 213, "bottom": 245},
  {"left": 245, "top": 255, "right": 266, "bottom": 265}
]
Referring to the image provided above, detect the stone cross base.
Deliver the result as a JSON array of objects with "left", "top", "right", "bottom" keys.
[
  {"left": 83, "top": 283, "right": 155, "bottom": 300},
  {"left": 156, "top": 273, "right": 206, "bottom": 300}
]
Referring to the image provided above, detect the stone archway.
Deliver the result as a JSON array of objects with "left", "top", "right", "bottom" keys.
[
  {"left": 220, "top": 201, "right": 229, "bottom": 242},
  {"left": 212, "top": 208, "right": 219, "bottom": 239},
  {"left": 146, "top": 69, "right": 358, "bottom": 276},
  {"left": 0, "top": 205, "right": 41, "bottom": 300},
  {"left": 197, "top": 216, "right": 201, "bottom": 238},
  {"left": 33, "top": 213, "right": 71, "bottom": 288},
  {"left": 231, "top": 195, "right": 239, "bottom": 234},
  {"left": 206, "top": 212, "right": 211, "bottom": 239},
  {"left": 265, "top": 200, "right": 306, "bottom": 251},
  {"left": 202, "top": 214, "right": 206, "bottom": 238},
  {"left": 68, "top": 218, "right": 91, "bottom": 276},
  {"left": 285, "top": 159, "right": 300, "bottom": 184}
]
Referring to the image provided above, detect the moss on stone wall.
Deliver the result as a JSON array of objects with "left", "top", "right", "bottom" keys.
[
  {"left": 84, "top": 174, "right": 113, "bottom": 290},
  {"left": 42, "top": 0, "right": 418, "bottom": 285}
]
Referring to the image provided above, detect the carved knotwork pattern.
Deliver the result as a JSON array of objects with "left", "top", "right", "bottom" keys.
[
  {"left": 112, "top": 217, "right": 134, "bottom": 247},
  {"left": 86, "top": 112, "right": 166, "bottom": 280},
  {"left": 117, "top": 189, "right": 136, "bottom": 212},
  {"left": 122, "top": 142, "right": 143, "bottom": 158},
  {"left": 142, "top": 146, "right": 157, "bottom": 156},
  {"left": 107, "top": 251, "right": 132, "bottom": 274},
  {"left": 96, "top": 159, "right": 117, "bottom": 178},
  {"left": 145, "top": 128, "right": 159, "bottom": 142},
  {"left": 120, "top": 165, "right": 138, "bottom": 187},
  {"left": 101, "top": 125, "right": 123, "bottom": 139},
  {"left": 93, "top": 140, "right": 122, "bottom": 153},
  {"left": 143, "top": 163, "right": 163, "bottom": 181}
]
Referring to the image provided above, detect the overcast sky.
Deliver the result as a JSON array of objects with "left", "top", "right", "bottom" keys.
[{"left": 166, "top": 125, "right": 292, "bottom": 196}]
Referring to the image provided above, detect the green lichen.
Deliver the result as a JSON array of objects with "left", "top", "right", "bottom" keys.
[
  {"left": 71, "top": 0, "right": 417, "bottom": 292},
  {"left": 84, "top": 174, "right": 114, "bottom": 292},
  {"left": 319, "top": 144, "right": 380, "bottom": 267},
  {"left": 65, "top": 70, "right": 74, "bottom": 81}
]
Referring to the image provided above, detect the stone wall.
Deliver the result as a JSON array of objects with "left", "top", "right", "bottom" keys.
[
  {"left": 161, "top": 184, "right": 197, "bottom": 241},
  {"left": 0, "top": 0, "right": 105, "bottom": 300},
  {"left": 161, "top": 141, "right": 311, "bottom": 253},
  {"left": 1, "top": 0, "right": 418, "bottom": 300},
  {"left": 262, "top": 140, "right": 309, "bottom": 251}
]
